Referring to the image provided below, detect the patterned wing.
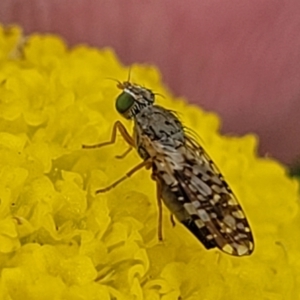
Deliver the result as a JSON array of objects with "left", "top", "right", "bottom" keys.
[
  {"left": 155, "top": 135, "right": 254, "bottom": 256},
  {"left": 176, "top": 136, "right": 254, "bottom": 256}
]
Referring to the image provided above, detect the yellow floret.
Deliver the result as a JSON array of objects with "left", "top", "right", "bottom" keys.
[{"left": 0, "top": 23, "right": 299, "bottom": 300}]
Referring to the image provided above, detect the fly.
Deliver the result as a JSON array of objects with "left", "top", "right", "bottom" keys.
[{"left": 82, "top": 80, "right": 254, "bottom": 256}]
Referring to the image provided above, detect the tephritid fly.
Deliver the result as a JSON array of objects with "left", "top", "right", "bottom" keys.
[{"left": 82, "top": 80, "right": 254, "bottom": 256}]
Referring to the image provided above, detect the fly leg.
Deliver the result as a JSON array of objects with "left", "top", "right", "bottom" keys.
[
  {"left": 170, "top": 214, "right": 176, "bottom": 227},
  {"left": 152, "top": 174, "right": 163, "bottom": 241},
  {"left": 96, "top": 159, "right": 152, "bottom": 194},
  {"left": 115, "top": 147, "right": 133, "bottom": 159},
  {"left": 83, "top": 121, "right": 148, "bottom": 194},
  {"left": 82, "top": 120, "right": 135, "bottom": 149},
  {"left": 156, "top": 180, "right": 164, "bottom": 241}
]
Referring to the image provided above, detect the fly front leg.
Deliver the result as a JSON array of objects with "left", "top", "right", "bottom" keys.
[
  {"left": 96, "top": 159, "right": 152, "bottom": 194},
  {"left": 82, "top": 120, "right": 135, "bottom": 149}
]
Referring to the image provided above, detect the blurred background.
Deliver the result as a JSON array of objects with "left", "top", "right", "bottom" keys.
[{"left": 1, "top": 0, "right": 300, "bottom": 166}]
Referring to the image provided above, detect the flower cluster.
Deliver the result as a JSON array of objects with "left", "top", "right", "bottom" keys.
[{"left": 0, "top": 24, "right": 299, "bottom": 300}]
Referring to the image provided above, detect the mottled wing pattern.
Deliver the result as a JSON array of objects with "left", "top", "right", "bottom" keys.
[
  {"left": 156, "top": 135, "right": 254, "bottom": 256},
  {"left": 178, "top": 136, "right": 254, "bottom": 255}
]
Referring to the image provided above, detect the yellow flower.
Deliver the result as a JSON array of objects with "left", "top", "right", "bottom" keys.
[{"left": 0, "top": 23, "right": 299, "bottom": 300}]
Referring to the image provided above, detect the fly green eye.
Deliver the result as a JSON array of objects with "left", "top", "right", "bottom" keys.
[{"left": 115, "top": 92, "right": 135, "bottom": 114}]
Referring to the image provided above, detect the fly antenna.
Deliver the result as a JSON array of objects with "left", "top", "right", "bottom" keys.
[
  {"left": 153, "top": 92, "right": 165, "bottom": 99},
  {"left": 127, "top": 66, "right": 132, "bottom": 83},
  {"left": 104, "top": 77, "right": 124, "bottom": 89}
]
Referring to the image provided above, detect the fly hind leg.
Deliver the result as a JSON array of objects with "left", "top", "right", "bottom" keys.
[
  {"left": 151, "top": 173, "right": 164, "bottom": 242},
  {"left": 170, "top": 214, "right": 176, "bottom": 227}
]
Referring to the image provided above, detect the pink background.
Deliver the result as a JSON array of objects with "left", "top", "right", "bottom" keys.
[{"left": 1, "top": 0, "right": 300, "bottom": 165}]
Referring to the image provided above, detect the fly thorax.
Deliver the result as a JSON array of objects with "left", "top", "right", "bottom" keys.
[
  {"left": 135, "top": 106, "right": 185, "bottom": 142},
  {"left": 134, "top": 105, "right": 185, "bottom": 161}
]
